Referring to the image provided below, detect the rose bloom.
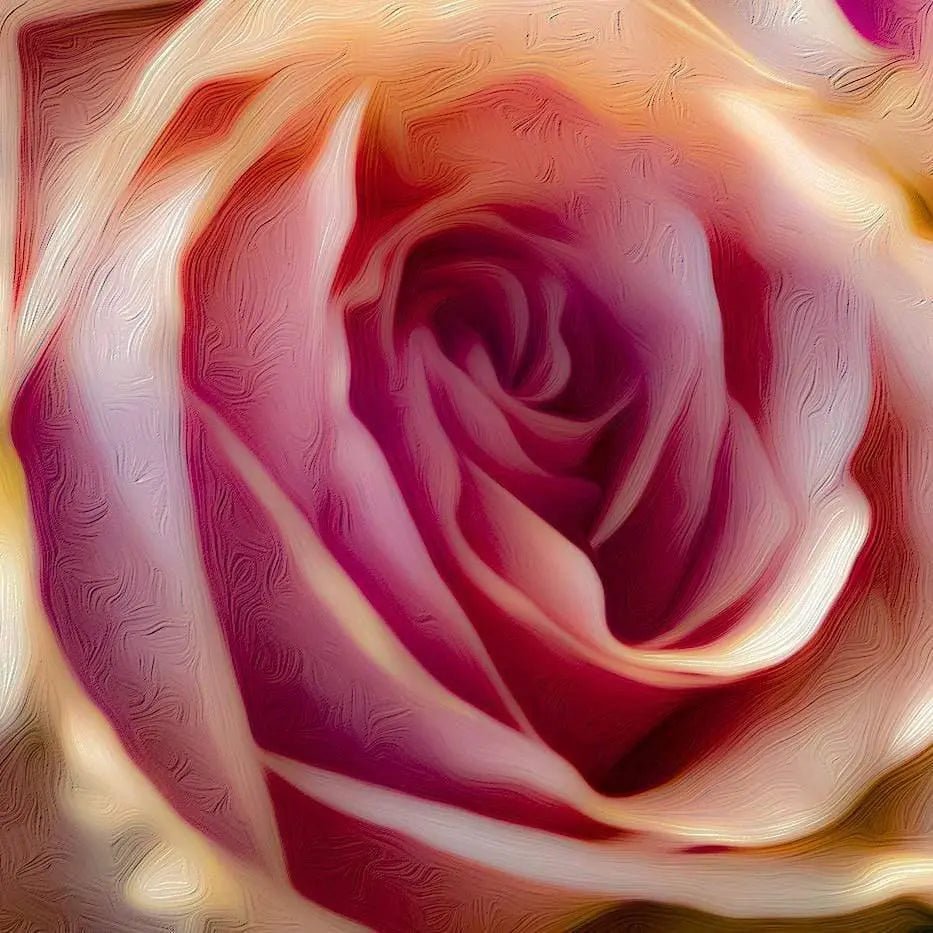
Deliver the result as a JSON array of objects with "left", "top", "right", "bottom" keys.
[{"left": 0, "top": 0, "right": 932, "bottom": 930}]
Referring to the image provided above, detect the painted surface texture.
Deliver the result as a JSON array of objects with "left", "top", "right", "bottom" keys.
[{"left": 1, "top": 1, "right": 932, "bottom": 930}]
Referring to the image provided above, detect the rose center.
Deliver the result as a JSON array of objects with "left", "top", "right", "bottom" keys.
[{"left": 344, "top": 208, "right": 671, "bottom": 643}]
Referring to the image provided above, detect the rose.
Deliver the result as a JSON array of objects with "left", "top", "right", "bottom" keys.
[
  {"left": 1, "top": 1, "right": 932, "bottom": 930},
  {"left": 2, "top": 1, "right": 932, "bottom": 930}
]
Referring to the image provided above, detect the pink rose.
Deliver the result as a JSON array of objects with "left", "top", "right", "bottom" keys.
[{"left": 1, "top": 1, "right": 931, "bottom": 930}]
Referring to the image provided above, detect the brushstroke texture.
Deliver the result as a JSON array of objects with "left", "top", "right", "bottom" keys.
[{"left": 1, "top": 1, "right": 931, "bottom": 931}]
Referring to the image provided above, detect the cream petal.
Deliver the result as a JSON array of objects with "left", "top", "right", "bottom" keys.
[{"left": 266, "top": 752, "right": 933, "bottom": 921}]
